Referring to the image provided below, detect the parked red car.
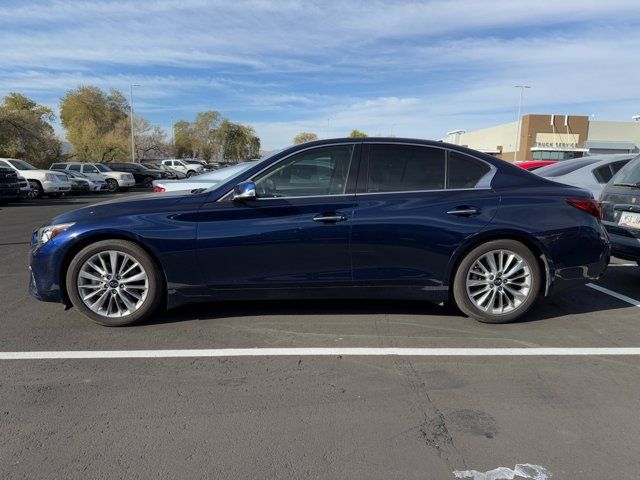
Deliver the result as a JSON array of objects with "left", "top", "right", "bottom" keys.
[{"left": 515, "top": 160, "right": 557, "bottom": 171}]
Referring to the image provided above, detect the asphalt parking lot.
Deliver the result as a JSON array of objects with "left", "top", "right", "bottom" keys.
[{"left": 1, "top": 192, "right": 640, "bottom": 479}]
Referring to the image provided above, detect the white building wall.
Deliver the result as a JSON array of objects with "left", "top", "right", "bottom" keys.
[{"left": 449, "top": 121, "right": 518, "bottom": 154}]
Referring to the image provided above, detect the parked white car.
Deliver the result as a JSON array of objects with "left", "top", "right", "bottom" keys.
[
  {"left": 0, "top": 158, "right": 71, "bottom": 198},
  {"left": 160, "top": 159, "right": 204, "bottom": 177},
  {"left": 50, "top": 162, "right": 136, "bottom": 192},
  {"left": 534, "top": 153, "right": 636, "bottom": 198},
  {"left": 153, "top": 161, "right": 258, "bottom": 192}
]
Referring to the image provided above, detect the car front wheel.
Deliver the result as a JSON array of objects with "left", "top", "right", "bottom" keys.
[
  {"left": 28, "top": 181, "right": 43, "bottom": 199},
  {"left": 106, "top": 178, "right": 119, "bottom": 193},
  {"left": 186, "top": 170, "right": 196, "bottom": 177},
  {"left": 66, "top": 240, "right": 164, "bottom": 326},
  {"left": 452, "top": 239, "right": 541, "bottom": 323}
]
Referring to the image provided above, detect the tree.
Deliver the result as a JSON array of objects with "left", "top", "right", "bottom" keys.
[
  {"left": 349, "top": 129, "right": 368, "bottom": 138},
  {"left": 220, "top": 121, "right": 261, "bottom": 162},
  {"left": 0, "top": 93, "right": 62, "bottom": 167},
  {"left": 172, "top": 112, "right": 260, "bottom": 162},
  {"left": 60, "top": 86, "right": 131, "bottom": 162},
  {"left": 134, "top": 116, "right": 170, "bottom": 160},
  {"left": 292, "top": 132, "right": 318, "bottom": 144}
]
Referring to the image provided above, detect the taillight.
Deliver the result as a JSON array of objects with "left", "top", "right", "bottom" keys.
[
  {"left": 153, "top": 186, "right": 166, "bottom": 193},
  {"left": 566, "top": 198, "right": 602, "bottom": 219}
]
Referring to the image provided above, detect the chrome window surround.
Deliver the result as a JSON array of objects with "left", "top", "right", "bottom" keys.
[{"left": 217, "top": 142, "right": 497, "bottom": 202}]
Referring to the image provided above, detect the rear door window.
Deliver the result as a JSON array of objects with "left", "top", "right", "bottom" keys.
[
  {"left": 366, "top": 144, "right": 445, "bottom": 193},
  {"left": 69, "top": 164, "right": 81, "bottom": 172}
]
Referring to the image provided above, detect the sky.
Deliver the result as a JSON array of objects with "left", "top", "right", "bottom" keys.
[{"left": 1, "top": 0, "right": 640, "bottom": 150}]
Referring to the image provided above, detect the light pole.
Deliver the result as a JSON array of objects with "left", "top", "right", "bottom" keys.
[
  {"left": 513, "top": 85, "right": 531, "bottom": 162},
  {"left": 130, "top": 84, "right": 140, "bottom": 162}
]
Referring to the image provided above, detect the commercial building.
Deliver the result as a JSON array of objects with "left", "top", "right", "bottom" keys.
[{"left": 444, "top": 114, "right": 640, "bottom": 162}]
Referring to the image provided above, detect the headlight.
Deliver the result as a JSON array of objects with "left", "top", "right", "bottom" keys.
[
  {"left": 36, "top": 223, "right": 75, "bottom": 245},
  {"left": 45, "top": 173, "right": 56, "bottom": 181}
]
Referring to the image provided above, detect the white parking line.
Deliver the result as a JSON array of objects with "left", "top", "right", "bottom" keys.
[
  {"left": 586, "top": 283, "right": 640, "bottom": 308},
  {"left": 3, "top": 347, "right": 640, "bottom": 360}
]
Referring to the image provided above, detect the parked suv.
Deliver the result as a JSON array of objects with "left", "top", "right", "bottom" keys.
[
  {"left": 105, "top": 162, "right": 166, "bottom": 187},
  {"left": 50, "top": 162, "right": 136, "bottom": 193},
  {"left": 0, "top": 158, "right": 71, "bottom": 198},
  {"left": 600, "top": 154, "right": 640, "bottom": 263},
  {"left": 160, "top": 159, "right": 204, "bottom": 177},
  {"left": 0, "top": 165, "right": 21, "bottom": 203}
]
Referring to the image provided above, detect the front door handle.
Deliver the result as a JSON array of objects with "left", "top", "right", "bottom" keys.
[
  {"left": 446, "top": 206, "right": 479, "bottom": 217},
  {"left": 313, "top": 213, "right": 347, "bottom": 223}
]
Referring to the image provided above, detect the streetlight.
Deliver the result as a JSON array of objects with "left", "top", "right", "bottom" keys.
[
  {"left": 130, "top": 84, "right": 140, "bottom": 163},
  {"left": 513, "top": 85, "right": 531, "bottom": 162}
]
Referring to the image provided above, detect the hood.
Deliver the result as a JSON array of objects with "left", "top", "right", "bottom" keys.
[{"left": 52, "top": 190, "right": 197, "bottom": 224}]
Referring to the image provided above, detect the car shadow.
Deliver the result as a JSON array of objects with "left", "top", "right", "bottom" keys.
[
  {"left": 145, "top": 298, "right": 460, "bottom": 326},
  {"left": 142, "top": 284, "right": 632, "bottom": 326}
]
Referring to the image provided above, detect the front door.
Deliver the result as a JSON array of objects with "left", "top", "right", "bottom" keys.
[
  {"left": 350, "top": 143, "right": 500, "bottom": 292},
  {"left": 196, "top": 143, "right": 360, "bottom": 291}
]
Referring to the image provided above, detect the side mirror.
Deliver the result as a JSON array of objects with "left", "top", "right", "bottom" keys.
[{"left": 232, "top": 181, "right": 257, "bottom": 201}]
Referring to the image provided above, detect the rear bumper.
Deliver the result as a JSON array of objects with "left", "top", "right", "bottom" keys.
[
  {"left": 42, "top": 181, "right": 71, "bottom": 193},
  {"left": 546, "top": 224, "right": 611, "bottom": 295},
  {"left": 608, "top": 232, "right": 640, "bottom": 262},
  {"left": 0, "top": 184, "right": 20, "bottom": 198}
]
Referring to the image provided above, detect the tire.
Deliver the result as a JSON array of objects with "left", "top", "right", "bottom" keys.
[
  {"left": 28, "top": 181, "right": 43, "bottom": 199},
  {"left": 66, "top": 240, "right": 164, "bottom": 326},
  {"left": 452, "top": 239, "right": 541, "bottom": 324},
  {"left": 106, "top": 178, "right": 119, "bottom": 193},
  {"left": 143, "top": 176, "right": 154, "bottom": 188},
  {"left": 186, "top": 170, "right": 196, "bottom": 177}
]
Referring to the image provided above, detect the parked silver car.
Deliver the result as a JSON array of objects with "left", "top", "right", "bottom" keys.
[
  {"left": 534, "top": 153, "right": 636, "bottom": 198},
  {"left": 152, "top": 161, "right": 259, "bottom": 192}
]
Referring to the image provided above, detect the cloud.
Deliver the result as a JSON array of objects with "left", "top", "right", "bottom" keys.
[{"left": 1, "top": 0, "right": 639, "bottom": 149}]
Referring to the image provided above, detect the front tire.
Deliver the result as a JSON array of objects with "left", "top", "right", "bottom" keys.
[
  {"left": 106, "top": 178, "right": 119, "bottom": 193},
  {"left": 28, "top": 181, "right": 43, "bottom": 199},
  {"left": 66, "top": 240, "right": 164, "bottom": 326},
  {"left": 452, "top": 240, "right": 541, "bottom": 323},
  {"left": 143, "top": 176, "right": 154, "bottom": 188},
  {"left": 186, "top": 170, "right": 196, "bottom": 177}
]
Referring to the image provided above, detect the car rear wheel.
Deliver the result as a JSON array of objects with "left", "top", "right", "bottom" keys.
[
  {"left": 452, "top": 240, "right": 541, "bottom": 323},
  {"left": 106, "top": 178, "right": 119, "bottom": 193},
  {"left": 66, "top": 240, "right": 164, "bottom": 326}
]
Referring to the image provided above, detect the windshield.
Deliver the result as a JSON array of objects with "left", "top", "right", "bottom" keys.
[
  {"left": 534, "top": 158, "right": 600, "bottom": 177},
  {"left": 94, "top": 164, "right": 112, "bottom": 172},
  {"left": 611, "top": 155, "right": 640, "bottom": 185},
  {"left": 8, "top": 159, "right": 37, "bottom": 170}
]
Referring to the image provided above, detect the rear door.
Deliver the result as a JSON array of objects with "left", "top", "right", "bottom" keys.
[
  {"left": 196, "top": 143, "right": 360, "bottom": 291},
  {"left": 350, "top": 143, "right": 500, "bottom": 292}
]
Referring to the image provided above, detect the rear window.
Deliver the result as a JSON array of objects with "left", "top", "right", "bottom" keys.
[
  {"left": 611, "top": 155, "right": 640, "bottom": 185},
  {"left": 447, "top": 151, "right": 491, "bottom": 189},
  {"left": 535, "top": 158, "right": 600, "bottom": 177}
]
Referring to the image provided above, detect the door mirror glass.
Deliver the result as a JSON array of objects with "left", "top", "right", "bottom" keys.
[{"left": 232, "top": 181, "right": 257, "bottom": 201}]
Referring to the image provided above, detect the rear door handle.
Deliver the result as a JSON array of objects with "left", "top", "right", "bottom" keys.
[
  {"left": 313, "top": 213, "right": 347, "bottom": 223},
  {"left": 446, "top": 206, "right": 479, "bottom": 217}
]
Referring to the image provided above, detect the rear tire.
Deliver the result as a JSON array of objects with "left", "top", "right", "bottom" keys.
[
  {"left": 452, "top": 239, "right": 541, "bottom": 323},
  {"left": 66, "top": 240, "right": 164, "bottom": 326}
]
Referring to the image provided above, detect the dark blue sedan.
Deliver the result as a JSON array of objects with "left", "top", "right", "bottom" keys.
[{"left": 29, "top": 138, "right": 610, "bottom": 326}]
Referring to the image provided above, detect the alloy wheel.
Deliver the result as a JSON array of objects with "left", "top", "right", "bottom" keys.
[
  {"left": 465, "top": 249, "right": 532, "bottom": 315},
  {"left": 77, "top": 250, "right": 149, "bottom": 318}
]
